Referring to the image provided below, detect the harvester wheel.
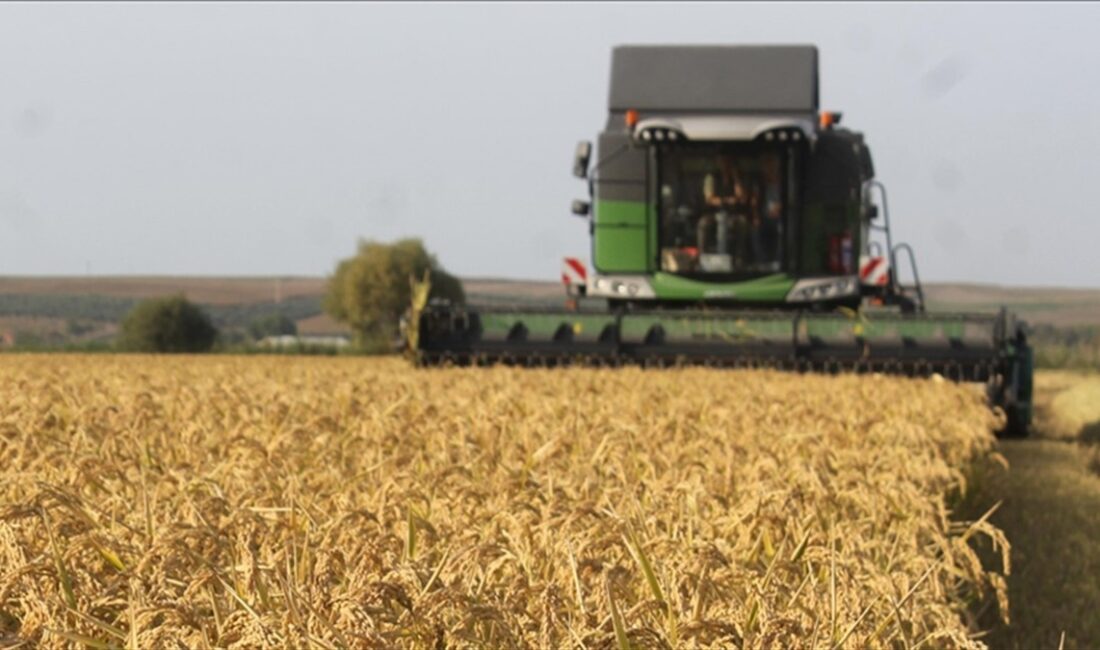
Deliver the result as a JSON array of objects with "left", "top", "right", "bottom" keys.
[{"left": 1000, "top": 405, "right": 1031, "bottom": 438}]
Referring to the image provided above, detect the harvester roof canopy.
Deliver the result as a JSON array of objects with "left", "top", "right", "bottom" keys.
[{"left": 609, "top": 45, "right": 819, "bottom": 114}]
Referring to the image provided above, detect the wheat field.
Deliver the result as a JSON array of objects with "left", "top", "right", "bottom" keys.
[{"left": 0, "top": 355, "right": 1007, "bottom": 649}]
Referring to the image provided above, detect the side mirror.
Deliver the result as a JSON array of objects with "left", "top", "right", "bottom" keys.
[
  {"left": 572, "top": 141, "right": 592, "bottom": 179},
  {"left": 863, "top": 203, "right": 879, "bottom": 221},
  {"left": 571, "top": 200, "right": 590, "bottom": 217}
]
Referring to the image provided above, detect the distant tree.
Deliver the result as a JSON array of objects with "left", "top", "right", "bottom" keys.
[
  {"left": 117, "top": 295, "right": 218, "bottom": 352},
  {"left": 324, "top": 238, "right": 464, "bottom": 346},
  {"left": 13, "top": 329, "right": 65, "bottom": 349},
  {"left": 66, "top": 319, "right": 96, "bottom": 337},
  {"left": 248, "top": 313, "right": 298, "bottom": 341}
]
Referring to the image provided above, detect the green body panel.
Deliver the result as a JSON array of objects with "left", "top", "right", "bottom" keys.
[
  {"left": 466, "top": 307, "right": 1007, "bottom": 345},
  {"left": 803, "top": 315, "right": 994, "bottom": 347},
  {"left": 594, "top": 199, "right": 648, "bottom": 227},
  {"left": 468, "top": 310, "right": 999, "bottom": 352},
  {"left": 473, "top": 310, "right": 999, "bottom": 358},
  {"left": 478, "top": 312, "right": 618, "bottom": 342},
  {"left": 620, "top": 312, "right": 794, "bottom": 344},
  {"left": 650, "top": 273, "right": 796, "bottom": 302},
  {"left": 616, "top": 312, "right": 995, "bottom": 347},
  {"left": 593, "top": 200, "right": 650, "bottom": 272},
  {"left": 594, "top": 228, "right": 649, "bottom": 272}
]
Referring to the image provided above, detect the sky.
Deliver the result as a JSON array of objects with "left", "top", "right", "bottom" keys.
[{"left": 0, "top": 2, "right": 1098, "bottom": 287}]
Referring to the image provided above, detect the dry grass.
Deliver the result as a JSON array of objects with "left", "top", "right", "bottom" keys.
[
  {"left": 1032, "top": 370, "right": 1100, "bottom": 442},
  {"left": 0, "top": 355, "right": 1007, "bottom": 648}
]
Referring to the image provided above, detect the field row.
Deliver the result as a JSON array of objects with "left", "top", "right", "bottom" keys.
[{"left": 0, "top": 356, "right": 1006, "bottom": 648}]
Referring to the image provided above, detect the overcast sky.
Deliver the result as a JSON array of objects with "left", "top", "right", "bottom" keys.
[{"left": 0, "top": 2, "right": 1097, "bottom": 287}]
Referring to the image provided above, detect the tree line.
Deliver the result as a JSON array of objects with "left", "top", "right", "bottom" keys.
[{"left": 114, "top": 238, "right": 461, "bottom": 353}]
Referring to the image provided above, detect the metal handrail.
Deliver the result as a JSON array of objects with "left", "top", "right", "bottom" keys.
[
  {"left": 891, "top": 242, "right": 926, "bottom": 313},
  {"left": 863, "top": 180, "right": 895, "bottom": 275}
]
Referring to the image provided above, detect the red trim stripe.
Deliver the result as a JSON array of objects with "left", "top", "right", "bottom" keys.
[
  {"left": 860, "top": 256, "right": 883, "bottom": 280},
  {"left": 565, "top": 257, "right": 587, "bottom": 280}
]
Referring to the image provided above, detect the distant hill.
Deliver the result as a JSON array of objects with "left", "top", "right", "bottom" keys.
[
  {"left": 1, "top": 276, "right": 1098, "bottom": 348},
  {"left": 922, "top": 283, "right": 1100, "bottom": 327},
  {"left": 0, "top": 276, "right": 326, "bottom": 304}
]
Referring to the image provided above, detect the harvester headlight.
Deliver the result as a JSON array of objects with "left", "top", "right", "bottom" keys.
[
  {"left": 778, "top": 131, "right": 788, "bottom": 141},
  {"left": 668, "top": 131, "right": 678, "bottom": 141},
  {"left": 764, "top": 132, "right": 774, "bottom": 141},
  {"left": 654, "top": 129, "right": 665, "bottom": 141},
  {"left": 791, "top": 131, "right": 802, "bottom": 141},
  {"left": 641, "top": 130, "right": 652, "bottom": 141},
  {"left": 788, "top": 277, "right": 859, "bottom": 302},
  {"left": 589, "top": 275, "right": 655, "bottom": 299}
]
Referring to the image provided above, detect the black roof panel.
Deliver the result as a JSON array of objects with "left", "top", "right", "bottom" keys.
[{"left": 609, "top": 45, "right": 819, "bottom": 113}]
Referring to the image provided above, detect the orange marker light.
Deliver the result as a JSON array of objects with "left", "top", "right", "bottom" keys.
[
  {"left": 625, "top": 109, "right": 639, "bottom": 128},
  {"left": 820, "top": 111, "right": 842, "bottom": 129}
]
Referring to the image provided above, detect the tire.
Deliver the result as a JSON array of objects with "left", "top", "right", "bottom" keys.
[{"left": 998, "top": 403, "right": 1031, "bottom": 439}]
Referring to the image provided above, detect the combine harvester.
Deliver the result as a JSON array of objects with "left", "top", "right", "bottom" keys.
[{"left": 408, "top": 45, "right": 1033, "bottom": 436}]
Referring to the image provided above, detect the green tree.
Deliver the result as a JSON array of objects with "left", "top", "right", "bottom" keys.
[
  {"left": 324, "top": 238, "right": 464, "bottom": 346},
  {"left": 248, "top": 313, "right": 298, "bottom": 341},
  {"left": 117, "top": 295, "right": 218, "bottom": 352}
]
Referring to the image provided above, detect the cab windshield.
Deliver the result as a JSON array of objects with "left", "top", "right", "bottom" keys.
[{"left": 658, "top": 144, "right": 796, "bottom": 277}]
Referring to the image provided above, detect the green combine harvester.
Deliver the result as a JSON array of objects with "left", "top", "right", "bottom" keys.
[{"left": 408, "top": 45, "right": 1033, "bottom": 436}]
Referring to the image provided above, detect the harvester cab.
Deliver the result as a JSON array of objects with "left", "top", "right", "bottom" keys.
[
  {"left": 413, "top": 45, "right": 1033, "bottom": 437},
  {"left": 566, "top": 45, "right": 923, "bottom": 314}
]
